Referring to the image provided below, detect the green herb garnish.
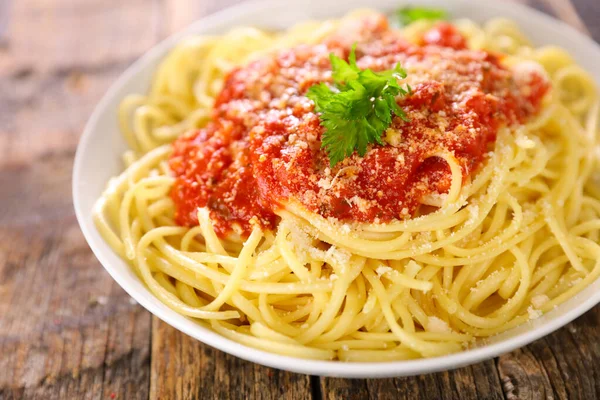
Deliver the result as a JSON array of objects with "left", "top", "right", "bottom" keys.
[
  {"left": 307, "top": 45, "right": 410, "bottom": 167},
  {"left": 397, "top": 6, "right": 448, "bottom": 25}
]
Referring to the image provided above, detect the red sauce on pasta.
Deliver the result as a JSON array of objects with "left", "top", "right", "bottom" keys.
[
  {"left": 421, "top": 22, "right": 467, "bottom": 49},
  {"left": 169, "top": 17, "right": 549, "bottom": 237}
]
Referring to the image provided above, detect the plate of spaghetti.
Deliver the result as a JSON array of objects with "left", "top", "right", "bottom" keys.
[{"left": 73, "top": 0, "right": 600, "bottom": 377}]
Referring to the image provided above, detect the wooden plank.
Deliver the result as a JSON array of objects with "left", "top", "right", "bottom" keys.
[
  {"left": 0, "top": 0, "right": 161, "bottom": 398},
  {"left": 320, "top": 360, "right": 504, "bottom": 399},
  {"left": 1, "top": 0, "right": 600, "bottom": 399},
  {"left": 493, "top": 0, "right": 600, "bottom": 399},
  {"left": 0, "top": 218, "right": 152, "bottom": 400},
  {"left": 0, "top": 0, "right": 163, "bottom": 74},
  {"left": 497, "top": 308, "right": 600, "bottom": 400},
  {"left": 148, "top": 1, "right": 311, "bottom": 397},
  {"left": 320, "top": 0, "right": 600, "bottom": 399},
  {"left": 0, "top": 0, "right": 309, "bottom": 399},
  {"left": 150, "top": 318, "right": 313, "bottom": 400},
  {"left": 319, "top": 305, "right": 600, "bottom": 400}
]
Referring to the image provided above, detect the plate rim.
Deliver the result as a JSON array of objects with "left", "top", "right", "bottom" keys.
[{"left": 73, "top": 0, "right": 600, "bottom": 378}]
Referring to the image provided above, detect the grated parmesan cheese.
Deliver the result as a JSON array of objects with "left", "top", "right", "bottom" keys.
[
  {"left": 531, "top": 294, "right": 549, "bottom": 309},
  {"left": 376, "top": 266, "right": 393, "bottom": 277},
  {"left": 527, "top": 306, "right": 542, "bottom": 320},
  {"left": 427, "top": 317, "right": 451, "bottom": 333},
  {"left": 515, "top": 136, "right": 536, "bottom": 149}
]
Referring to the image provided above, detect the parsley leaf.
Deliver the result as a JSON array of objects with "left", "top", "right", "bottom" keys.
[
  {"left": 397, "top": 7, "right": 448, "bottom": 26},
  {"left": 307, "top": 45, "right": 410, "bottom": 167}
]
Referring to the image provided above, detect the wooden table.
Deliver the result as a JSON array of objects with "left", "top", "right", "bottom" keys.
[{"left": 1, "top": 0, "right": 599, "bottom": 398}]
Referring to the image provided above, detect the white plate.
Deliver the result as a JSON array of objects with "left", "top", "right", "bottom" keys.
[{"left": 73, "top": 0, "right": 600, "bottom": 378}]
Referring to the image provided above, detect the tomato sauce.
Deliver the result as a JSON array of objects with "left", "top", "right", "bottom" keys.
[
  {"left": 421, "top": 22, "right": 467, "bottom": 50},
  {"left": 169, "top": 17, "right": 549, "bottom": 237}
]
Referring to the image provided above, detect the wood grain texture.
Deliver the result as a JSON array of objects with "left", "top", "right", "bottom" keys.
[
  {"left": 0, "top": 0, "right": 160, "bottom": 398},
  {"left": 0, "top": 0, "right": 599, "bottom": 399},
  {"left": 150, "top": 318, "right": 312, "bottom": 400},
  {"left": 320, "top": 360, "right": 505, "bottom": 400}
]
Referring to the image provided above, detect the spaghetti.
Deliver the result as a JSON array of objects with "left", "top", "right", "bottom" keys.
[{"left": 94, "top": 10, "right": 600, "bottom": 361}]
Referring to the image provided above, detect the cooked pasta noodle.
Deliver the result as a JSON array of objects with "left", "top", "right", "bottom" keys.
[{"left": 94, "top": 10, "right": 600, "bottom": 361}]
